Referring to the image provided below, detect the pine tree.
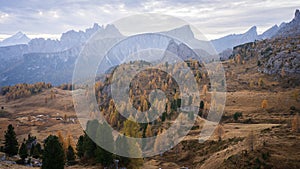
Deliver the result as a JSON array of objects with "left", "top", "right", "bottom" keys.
[
  {"left": 200, "top": 100, "right": 205, "bottom": 110},
  {"left": 42, "top": 135, "right": 65, "bottom": 169},
  {"left": 32, "top": 143, "right": 42, "bottom": 159},
  {"left": 76, "top": 135, "right": 84, "bottom": 159},
  {"left": 66, "top": 145, "right": 75, "bottom": 165},
  {"left": 82, "top": 133, "right": 97, "bottom": 159},
  {"left": 115, "top": 135, "right": 130, "bottom": 166},
  {"left": 19, "top": 142, "right": 28, "bottom": 163},
  {"left": 95, "top": 122, "right": 114, "bottom": 166},
  {"left": 4, "top": 124, "right": 19, "bottom": 156}
]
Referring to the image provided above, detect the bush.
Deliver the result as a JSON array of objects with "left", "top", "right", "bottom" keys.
[
  {"left": 290, "top": 106, "right": 296, "bottom": 111},
  {"left": 233, "top": 112, "right": 242, "bottom": 121}
]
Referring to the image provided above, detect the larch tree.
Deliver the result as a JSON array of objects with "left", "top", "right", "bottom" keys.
[
  {"left": 122, "top": 117, "right": 144, "bottom": 168},
  {"left": 261, "top": 99, "right": 268, "bottom": 109},
  {"left": 57, "top": 131, "right": 67, "bottom": 157},
  {"left": 145, "top": 124, "right": 153, "bottom": 137}
]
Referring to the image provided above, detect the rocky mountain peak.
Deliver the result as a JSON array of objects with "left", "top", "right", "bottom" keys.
[{"left": 295, "top": 9, "right": 300, "bottom": 19}]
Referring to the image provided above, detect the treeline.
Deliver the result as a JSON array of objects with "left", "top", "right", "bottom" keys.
[
  {"left": 1, "top": 120, "right": 144, "bottom": 169},
  {"left": 1, "top": 82, "right": 52, "bottom": 101}
]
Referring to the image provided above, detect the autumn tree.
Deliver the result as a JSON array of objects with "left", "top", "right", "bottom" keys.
[
  {"left": 261, "top": 99, "right": 268, "bottom": 109},
  {"left": 145, "top": 124, "right": 153, "bottom": 137},
  {"left": 202, "top": 85, "right": 208, "bottom": 96},
  {"left": 258, "top": 78, "right": 264, "bottom": 87},
  {"left": 57, "top": 131, "right": 67, "bottom": 159},
  {"left": 122, "top": 117, "right": 144, "bottom": 168}
]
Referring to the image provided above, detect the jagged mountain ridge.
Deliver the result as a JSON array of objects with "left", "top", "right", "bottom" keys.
[
  {"left": 211, "top": 26, "right": 277, "bottom": 53},
  {"left": 274, "top": 9, "right": 300, "bottom": 38}
]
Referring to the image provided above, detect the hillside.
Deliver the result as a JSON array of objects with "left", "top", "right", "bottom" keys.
[{"left": 0, "top": 53, "right": 299, "bottom": 168}]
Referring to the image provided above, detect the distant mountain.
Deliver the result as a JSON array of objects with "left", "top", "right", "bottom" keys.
[
  {"left": 28, "top": 23, "right": 105, "bottom": 53},
  {"left": 258, "top": 25, "right": 279, "bottom": 39},
  {"left": 211, "top": 24, "right": 283, "bottom": 53},
  {"left": 0, "top": 32, "right": 30, "bottom": 47},
  {"left": 161, "top": 25, "right": 215, "bottom": 55},
  {"left": 213, "top": 9, "right": 300, "bottom": 53},
  {"left": 211, "top": 26, "right": 259, "bottom": 53},
  {"left": 274, "top": 9, "right": 300, "bottom": 38},
  {"left": 0, "top": 24, "right": 125, "bottom": 86}
]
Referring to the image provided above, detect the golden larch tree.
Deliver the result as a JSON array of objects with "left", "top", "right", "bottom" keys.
[{"left": 261, "top": 99, "right": 268, "bottom": 109}]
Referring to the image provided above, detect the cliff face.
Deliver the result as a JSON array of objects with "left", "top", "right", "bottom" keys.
[{"left": 231, "top": 34, "right": 300, "bottom": 75}]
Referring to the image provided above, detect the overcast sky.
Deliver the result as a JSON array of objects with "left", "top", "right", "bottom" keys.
[{"left": 0, "top": 0, "right": 299, "bottom": 40}]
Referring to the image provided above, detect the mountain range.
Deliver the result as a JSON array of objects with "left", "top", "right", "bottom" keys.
[{"left": 0, "top": 9, "right": 299, "bottom": 86}]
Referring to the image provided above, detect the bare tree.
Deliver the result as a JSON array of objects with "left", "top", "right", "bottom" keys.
[
  {"left": 292, "top": 113, "right": 300, "bottom": 132},
  {"left": 216, "top": 124, "right": 225, "bottom": 141},
  {"left": 247, "top": 130, "right": 255, "bottom": 151}
]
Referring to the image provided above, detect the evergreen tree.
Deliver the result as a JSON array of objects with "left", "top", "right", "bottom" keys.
[
  {"left": 19, "top": 142, "right": 28, "bottom": 163},
  {"left": 82, "top": 133, "right": 97, "bottom": 159},
  {"left": 115, "top": 135, "right": 130, "bottom": 167},
  {"left": 95, "top": 122, "right": 114, "bottom": 166},
  {"left": 83, "top": 120, "right": 99, "bottom": 159},
  {"left": 200, "top": 100, "right": 204, "bottom": 109},
  {"left": 4, "top": 124, "right": 19, "bottom": 156},
  {"left": 66, "top": 145, "right": 75, "bottom": 165},
  {"left": 32, "top": 143, "right": 42, "bottom": 159},
  {"left": 42, "top": 135, "right": 65, "bottom": 169},
  {"left": 76, "top": 135, "right": 84, "bottom": 159}
]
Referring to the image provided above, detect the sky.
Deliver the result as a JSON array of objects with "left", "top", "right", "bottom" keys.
[{"left": 0, "top": 0, "right": 299, "bottom": 41}]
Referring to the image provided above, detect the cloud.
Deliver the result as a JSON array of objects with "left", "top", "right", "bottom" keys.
[{"left": 0, "top": 0, "right": 299, "bottom": 40}]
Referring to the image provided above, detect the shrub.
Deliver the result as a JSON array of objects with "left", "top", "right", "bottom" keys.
[{"left": 233, "top": 112, "right": 242, "bottom": 121}]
